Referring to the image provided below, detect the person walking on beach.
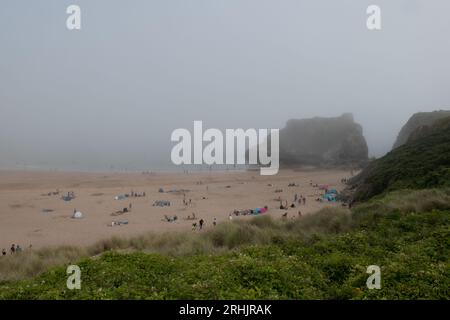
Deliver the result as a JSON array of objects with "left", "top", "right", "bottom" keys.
[
  {"left": 213, "top": 218, "right": 217, "bottom": 227},
  {"left": 199, "top": 219, "right": 204, "bottom": 230},
  {"left": 10, "top": 244, "right": 15, "bottom": 255}
]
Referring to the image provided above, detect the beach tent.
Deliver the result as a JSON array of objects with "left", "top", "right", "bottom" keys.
[
  {"left": 72, "top": 211, "right": 83, "bottom": 219},
  {"left": 322, "top": 193, "right": 337, "bottom": 202}
]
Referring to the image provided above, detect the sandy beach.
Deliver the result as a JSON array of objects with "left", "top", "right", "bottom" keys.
[{"left": 0, "top": 169, "right": 351, "bottom": 250}]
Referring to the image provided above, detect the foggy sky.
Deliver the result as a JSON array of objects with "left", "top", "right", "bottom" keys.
[{"left": 1, "top": 0, "right": 449, "bottom": 171}]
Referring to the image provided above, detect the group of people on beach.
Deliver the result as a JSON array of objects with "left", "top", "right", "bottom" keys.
[
  {"left": 294, "top": 193, "right": 307, "bottom": 205},
  {"left": 130, "top": 190, "right": 146, "bottom": 197},
  {"left": 278, "top": 194, "right": 306, "bottom": 210},
  {"left": 191, "top": 217, "right": 217, "bottom": 230},
  {"left": 1, "top": 244, "right": 29, "bottom": 256},
  {"left": 182, "top": 196, "right": 192, "bottom": 206},
  {"left": 192, "top": 218, "right": 205, "bottom": 230}
]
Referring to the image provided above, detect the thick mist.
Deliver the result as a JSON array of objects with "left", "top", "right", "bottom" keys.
[{"left": 1, "top": 0, "right": 449, "bottom": 171}]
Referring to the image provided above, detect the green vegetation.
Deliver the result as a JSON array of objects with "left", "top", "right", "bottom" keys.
[
  {"left": 0, "top": 189, "right": 449, "bottom": 300},
  {"left": 349, "top": 125, "right": 450, "bottom": 201},
  {"left": 392, "top": 110, "right": 450, "bottom": 148}
]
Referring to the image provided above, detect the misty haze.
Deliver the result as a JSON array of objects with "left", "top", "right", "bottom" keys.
[{"left": 1, "top": 1, "right": 449, "bottom": 171}]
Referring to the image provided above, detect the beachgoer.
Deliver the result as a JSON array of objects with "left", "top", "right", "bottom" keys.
[
  {"left": 1, "top": 249, "right": 6, "bottom": 256},
  {"left": 294, "top": 194, "right": 298, "bottom": 202},
  {"left": 16, "top": 245, "right": 22, "bottom": 253},
  {"left": 199, "top": 219, "right": 204, "bottom": 230},
  {"left": 213, "top": 218, "right": 217, "bottom": 227},
  {"left": 303, "top": 197, "right": 306, "bottom": 205},
  {"left": 229, "top": 213, "right": 233, "bottom": 220},
  {"left": 10, "top": 244, "right": 15, "bottom": 255}
]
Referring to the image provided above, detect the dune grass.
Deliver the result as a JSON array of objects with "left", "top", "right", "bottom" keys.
[{"left": 0, "top": 209, "right": 351, "bottom": 283}]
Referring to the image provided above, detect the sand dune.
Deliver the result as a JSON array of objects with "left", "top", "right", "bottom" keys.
[{"left": 0, "top": 169, "right": 351, "bottom": 250}]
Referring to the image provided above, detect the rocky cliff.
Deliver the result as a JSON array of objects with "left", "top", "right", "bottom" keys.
[
  {"left": 345, "top": 116, "right": 450, "bottom": 202},
  {"left": 392, "top": 110, "right": 450, "bottom": 149},
  {"left": 278, "top": 113, "right": 368, "bottom": 166}
]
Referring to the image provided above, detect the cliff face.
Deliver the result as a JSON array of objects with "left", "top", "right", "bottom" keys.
[
  {"left": 407, "top": 116, "right": 450, "bottom": 144},
  {"left": 345, "top": 117, "right": 450, "bottom": 202},
  {"left": 279, "top": 113, "right": 368, "bottom": 166},
  {"left": 392, "top": 110, "right": 450, "bottom": 149}
]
